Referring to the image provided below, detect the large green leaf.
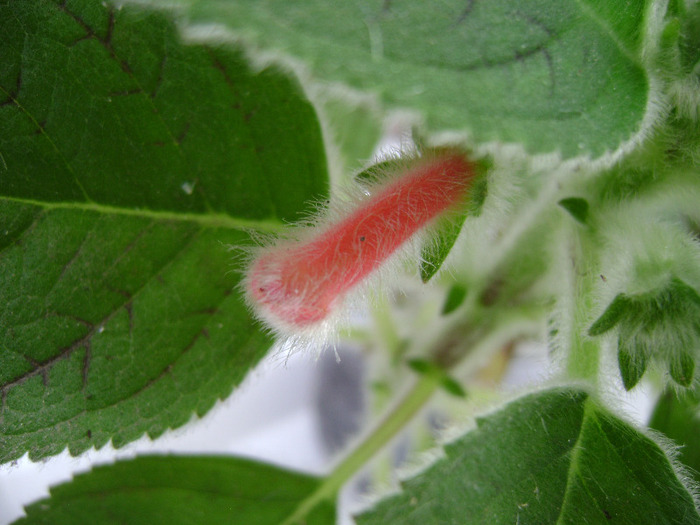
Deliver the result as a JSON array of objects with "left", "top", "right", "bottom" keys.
[
  {"left": 356, "top": 388, "right": 700, "bottom": 524},
  {"left": 183, "top": 0, "right": 651, "bottom": 158},
  {"left": 12, "top": 455, "right": 335, "bottom": 525},
  {"left": 0, "top": 0, "right": 328, "bottom": 462}
]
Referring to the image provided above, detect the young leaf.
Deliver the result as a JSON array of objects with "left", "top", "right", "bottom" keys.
[
  {"left": 0, "top": 0, "right": 328, "bottom": 462},
  {"left": 592, "top": 278, "right": 700, "bottom": 389},
  {"left": 354, "top": 158, "right": 406, "bottom": 185},
  {"left": 356, "top": 388, "right": 700, "bottom": 525},
  {"left": 618, "top": 335, "right": 649, "bottom": 390},
  {"left": 441, "top": 284, "right": 468, "bottom": 315},
  {"left": 669, "top": 350, "right": 696, "bottom": 387},
  {"left": 420, "top": 156, "right": 489, "bottom": 283},
  {"left": 186, "top": 0, "right": 651, "bottom": 158},
  {"left": 558, "top": 197, "right": 590, "bottom": 225},
  {"left": 12, "top": 455, "right": 335, "bottom": 525},
  {"left": 589, "top": 293, "right": 631, "bottom": 336},
  {"left": 419, "top": 214, "right": 467, "bottom": 283},
  {"left": 407, "top": 359, "right": 466, "bottom": 398}
]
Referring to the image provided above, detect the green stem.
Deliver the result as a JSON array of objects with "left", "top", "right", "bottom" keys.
[
  {"left": 280, "top": 373, "right": 440, "bottom": 525},
  {"left": 565, "top": 227, "right": 601, "bottom": 384}
]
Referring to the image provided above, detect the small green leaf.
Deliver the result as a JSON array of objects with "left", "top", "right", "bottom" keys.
[
  {"left": 589, "top": 293, "right": 631, "bottom": 336},
  {"left": 419, "top": 214, "right": 467, "bottom": 283},
  {"left": 407, "top": 359, "right": 466, "bottom": 398},
  {"left": 441, "top": 284, "right": 467, "bottom": 315},
  {"left": 593, "top": 278, "right": 700, "bottom": 389},
  {"left": 356, "top": 388, "right": 700, "bottom": 525},
  {"left": 673, "top": 277, "right": 700, "bottom": 308},
  {"left": 419, "top": 156, "right": 489, "bottom": 283},
  {"left": 558, "top": 197, "right": 589, "bottom": 224},
  {"left": 465, "top": 163, "right": 490, "bottom": 217},
  {"left": 669, "top": 350, "right": 696, "bottom": 387},
  {"left": 354, "top": 158, "right": 405, "bottom": 185},
  {"left": 13, "top": 455, "right": 336, "bottom": 525},
  {"left": 618, "top": 336, "right": 649, "bottom": 390}
]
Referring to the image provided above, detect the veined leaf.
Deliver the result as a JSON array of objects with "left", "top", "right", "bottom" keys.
[
  {"left": 618, "top": 335, "right": 649, "bottom": 390},
  {"left": 185, "top": 0, "right": 651, "bottom": 158},
  {"left": 0, "top": 0, "right": 328, "bottom": 462},
  {"left": 356, "top": 388, "right": 700, "bottom": 525},
  {"left": 420, "top": 155, "right": 489, "bottom": 283}
]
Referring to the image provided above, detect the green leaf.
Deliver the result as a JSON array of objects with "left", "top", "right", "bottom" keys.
[
  {"left": 419, "top": 214, "right": 467, "bottom": 283},
  {"left": 354, "top": 158, "right": 405, "bottom": 185},
  {"left": 319, "top": 90, "right": 383, "bottom": 171},
  {"left": 441, "top": 284, "right": 467, "bottom": 315},
  {"left": 0, "top": 0, "right": 327, "bottom": 220},
  {"left": 185, "top": 0, "right": 650, "bottom": 158},
  {"left": 0, "top": 0, "right": 328, "bottom": 462},
  {"left": 407, "top": 359, "right": 466, "bottom": 398},
  {"left": 558, "top": 197, "right": 589, "bottom": 224},
  {"left": 420, "top": 155, "right": 489, "bottom": 282},
  {"left": 678, "top": 1, "right": 700, "bottom": 72},
  {"left": 356, "top": 388, "right": 700, "bottom": 525},
  {"left": 12, "top": 455, "right": 335, "bottom": 525},
  {"left": 650, "top": 389, "right": 700, "bottom": 484},
  {"left": 589, "top": 293, "right": 630, "bottom": 336},
  {"left": 669, "top": 350, "right": 696, "bottom": 387},
  {"left": 618, "top": 335, "right": 649, "bottom": 390},
  {"left": 592, "top": 278, "right": 700, "bottom": 389}
]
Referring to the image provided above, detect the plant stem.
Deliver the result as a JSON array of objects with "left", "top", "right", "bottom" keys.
[
  {"left": 280, "top": 373, "right": 440, "bottom": 525},
  {"left": 564, "top": 227, "right": 601, "bottom": 384}
]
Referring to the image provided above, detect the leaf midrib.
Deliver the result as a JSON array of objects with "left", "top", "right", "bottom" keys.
[{"left": 0, "top": 196, "right": 284, "bottom": 233}]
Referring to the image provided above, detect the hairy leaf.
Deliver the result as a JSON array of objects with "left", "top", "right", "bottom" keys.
[
  {"left": 589, "top": 293, "right": 630, "bottom": 336},
  {"left": 356, "top": 388, "right": 700, "bottom": 525},
  {"left": 618, "top": 335, "right": 649, "bottom": 390},
  {"left": 0, "top": 0, "right": 328, "bottom": 462},
  {"left": 13, "top": 455, "right": 335, "bottom": 525},
  {"left": 558, "top": 197, "right": 589, "bottom": 225},
  {"left": 184, "top": 0, "right": 651, "bottom": 158},
  {"left": 420, "top": 155, "right": 489, "bottom": 282}
]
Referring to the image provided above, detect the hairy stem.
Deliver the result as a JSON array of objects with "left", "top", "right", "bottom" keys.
[
  {"left": 565, "top": 227, "right": 602, "bottom": 384},
  {"left": 281, "top": 373, "right": 440, "bottom": 525}
]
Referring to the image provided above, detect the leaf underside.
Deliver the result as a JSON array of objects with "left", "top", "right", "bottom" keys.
[{"left": 187, "top": 0, "right": 650, "bottom": 158}]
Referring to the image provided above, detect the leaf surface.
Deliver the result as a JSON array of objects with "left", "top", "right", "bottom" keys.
[
  {"left": 0, "top": 0, "right": 328, "bottom": 462},
  {"left": 356, "top": 388, "right": 700, "bottom": 525},
  {"left": 13, "top": 455, "right": 335, "bottom": 525},
  {"left": 185, "top": 0, "right": 651, "bottom": 158}
]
